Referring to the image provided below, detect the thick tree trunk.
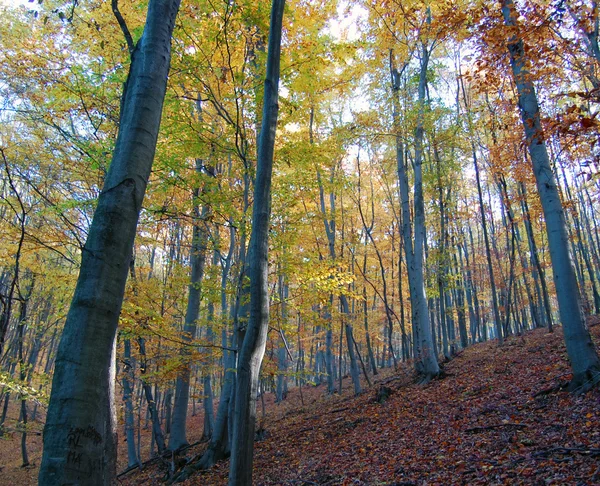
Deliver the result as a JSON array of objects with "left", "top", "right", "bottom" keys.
[
  {"left": 228, "top": 2, "right": 285, "bottom": 483},
  {"left": 39, "top": 2, "right": 180, "bottom": 483},
  {"left": 502, "top": 0, "right": 600, "bottom": 391}
]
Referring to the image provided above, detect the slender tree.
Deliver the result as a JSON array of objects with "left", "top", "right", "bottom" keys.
[{"left": 228, "top": 1, "right": 285, "bottom": 484}]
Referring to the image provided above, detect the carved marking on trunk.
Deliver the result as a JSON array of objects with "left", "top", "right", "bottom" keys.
[{"left": 65, "top": 426, "right": 104, "bottom": 476}]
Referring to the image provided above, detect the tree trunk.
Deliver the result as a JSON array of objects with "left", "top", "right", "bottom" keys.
[
  {"left": 228, "top": 2, "right": 285, "bottom": 483},
  {"left": 39, "top": 2, "right": 180, "bottom": 483},
  {"left": 122, "top": 339, "right": 140, "bottom": 467},
  {"left": 170, "top": 160, "right": 212, "bottom": 450},
  {"left": 138, "top": 337, "right": 166, "bottom": 454},
  {"left": 391, "top": 46, "right": 440, "bottom": 379},
  {"left": 502, "top": 0, "right": 600, "bottom": 391}
]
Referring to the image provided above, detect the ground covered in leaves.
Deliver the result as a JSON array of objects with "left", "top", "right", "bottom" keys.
[{"left": 2, "top": 322, "right": 599, "bottom": 485}]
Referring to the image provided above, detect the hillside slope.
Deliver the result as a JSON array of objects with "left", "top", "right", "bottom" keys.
[
  {"left": 122, "top": 322, "right": 600, "bottom": 485},
  {"left": 1, "top": 323, "right": 598, "bottom": 485}
]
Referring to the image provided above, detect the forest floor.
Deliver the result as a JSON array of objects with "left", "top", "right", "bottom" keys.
[{"left": 1, "top": 321, "right": 599, "bottom": 485}]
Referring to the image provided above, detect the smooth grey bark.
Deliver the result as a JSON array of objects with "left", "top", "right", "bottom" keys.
[
  {"left": 173, "top": 236, "right": 237, "bottom": 482},
  {"left": 39, "top": 1, "right": 181, "bottom": 483},
  {"left": 502, "top": 0, "right": 600, "bottom": 391},
  {"left": 202, "top": 372, "right": 215, "bottom": 440},
  {"left": 169, "top": 160, "right": 212, "bottom": 451},
  {"left": 164, "top": 389, "right": 173, "bottom": 435},
  {"left": 122, "top": 339, "right": 140, "bottom": 467},
  {"left": 325, "top": 325, "right": 335, "bottom": 393},
  {"left": 391, "top": 47, "right": 440, "bottom": 379},
  {"left": 276, "top": 278, "right": 288, "bottom": 402},
  {"left": 200, "top": 249, "right": 219, "bottom": 441},
  {"left": 444, "top": 286, "right": 456, "bottom": 352},
  {"left": 171, "top": 334, "right": 235, "bottom": 483},
  {"left": 398, "top": 243, "right": 409, "bottom": 360},
  {"left": 276, "top": 343, "right": 287, "bottom": 402},
  {"left": 228, "top": 2, "right": 285, "bottom": 483},
  {"left": 341, "top": 295, "right": 362, "bottom": 394},
  {"left": 436, "top": 159, "right": 451, "bottom": 360}
]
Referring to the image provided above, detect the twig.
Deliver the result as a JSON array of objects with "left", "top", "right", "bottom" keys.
[{"left": 326, "top": 406, "right": 352, "bottom": 415}]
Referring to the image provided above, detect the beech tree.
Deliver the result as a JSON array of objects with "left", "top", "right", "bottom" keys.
[
  {"left": 228, "top": 1, "right": 285, "bottom": 484},
  {"left": 39, "top": 0, "right": 182, "bottom": 483},
  {"left": 501, "top": 0, "right": 600, "bottom": 391}
]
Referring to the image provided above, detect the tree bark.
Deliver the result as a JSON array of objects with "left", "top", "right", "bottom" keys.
[
  {"left": 502, "top": 0, "right": 600, "bottom": 391},
  {"left": 391, "top": 46, "right": 440, "bottom": 379},
  {"left": 228, "top": 1, "right": 285, "bottom": 483},
  {"left": 39, "top": 1, "right": 181, "bottom": 483}
]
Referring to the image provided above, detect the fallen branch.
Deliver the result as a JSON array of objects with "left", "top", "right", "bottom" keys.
[
  {"left": 116, "top": 440, "right": 204, "bottom": 478},
  {"left": 533, "top": 382, "right": 569, "bottom": 397},
  {"left": 466, "top": 423, "right": 528, "bottom": 433},
  {"left": 533, "top": 447, "right": 600, "bottom": 458},
  {"left": 327, "top": 406, "right": 352, "bottom": 415}
]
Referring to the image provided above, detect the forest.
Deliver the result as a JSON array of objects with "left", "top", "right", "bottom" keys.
[{"left": 0, "top": 0, "right": 599, "bottom": 484}]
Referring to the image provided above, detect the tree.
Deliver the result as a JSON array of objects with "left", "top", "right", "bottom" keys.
[
  {"left": 391, "top": 38, "right": 440, "bottom": 380},
  {"left": 501, "top": 0, "right": 600, "bottom": 392},
  {"left": 169, "top": 157, "right": 214, "bottom": 451},
  {"left": 228, "top": 1, "right": 285, "bottom": 484},
  {"left": 39, "top": 0, "right": 182, "bottom": 483}
]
